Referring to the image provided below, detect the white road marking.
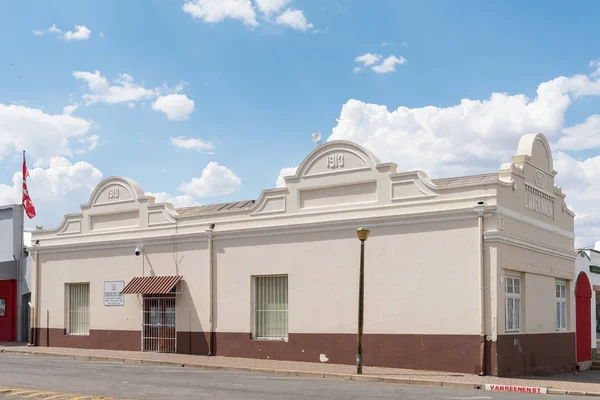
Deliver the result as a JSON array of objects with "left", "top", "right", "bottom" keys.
[{"left": 437, "top": 397, "right": 492, "bottom": 400}]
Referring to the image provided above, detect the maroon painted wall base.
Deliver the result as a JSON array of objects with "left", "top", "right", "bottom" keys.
[
  {"left": 31, "top": 329, "right": 576, "bottom": 377},
  {"left": 35, "top": 328, "right": 140, "bottom": 350},
  {"left": 486, "top": 333, "right": 576, "bottom": 376},
  {"left": 215, "top": 332, "right": 482, "bottom": 374}
]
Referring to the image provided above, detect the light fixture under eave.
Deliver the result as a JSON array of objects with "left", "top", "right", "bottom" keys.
[
  {"left": 312, "top": 130, "right": 322, "bottom": 145},
  {"left": 356, "top": 226, "right": 370, "bottom": 242}
]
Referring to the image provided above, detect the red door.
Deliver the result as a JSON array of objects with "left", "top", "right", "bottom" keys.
[
  {"left": 0, "top": 280, "right": 17, "bottom": 342},
  {"left": 576, "top": 273, "right": 592, "bottom": 363}
]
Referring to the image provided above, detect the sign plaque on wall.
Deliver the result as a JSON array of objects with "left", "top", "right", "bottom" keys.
[
  {"left": 0, "top": 298, "right": 5, "bottom": 316},
  {"left": 104, "top": 281, "right": 125, "bottom": 306}
]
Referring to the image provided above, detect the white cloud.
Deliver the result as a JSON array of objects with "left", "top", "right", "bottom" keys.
[
  {"left": 553, "top": 152, "right": 600, "bottom": 247},
  {"left": 73, "top": 71, "right": 193, "bottom": 119},
  {"left": 371, "top": 55, "right": 407, "bottom": 74},
  {"left": 354, "top": 53, "right": 407, "bottom": 73},
  {"left": 182, "top": 0, "right": 258, "bottom": 27},
  {"left": 42, "top": 24, "right": 92, "bottom": 41},
  {"left": 99, "top": 32, "right": 104, "bottom": 38},
  {"left": 275, "top": 9, "right": 313, "bottom": 31},
  {"left": 145, "top": 192, "right": 199, "bottom": 208},
  {"left": 0, "top": 157, "right": 102, "bottom": 229},
  {"left": 255, "top": 0, "right": 291, "bottom": 15},
  {"left": 381, "top": 42, "right": 408, "bottom": 47},
  {"left": 48, "top": 24, "right": 62, "bottom": 34},
  {"left": 353, "top": 53, "right": 382, "bottom": 72},
  {"left": 63, "top": 104, "right": 79, "bottom": 115},
  {"left": 64, "top": 25, "right": 91, "bottom": 41},
  {"left": 182, "top": 0, "right": 315, "bottom": 30},
  {"left": 275, "top": 63, "right": 600, "bottom": 245},
  {"left": 152, "top": 94, "right": 195, "bottom": 120},
  {"left": 555, "top": 115, "right": 600, "bottom": 151},
  {"left": 276, "top": 166, "right": 298, "bottom": 187},
  {"left": 73, "top": 70, "right": 158, "bottom": 105},
  {"left": 0, "top": 103, "right": 97, "bottom": 164},
  {"left": 591, "top": 60, "right": 600, "bottom": 77},
  {"left": 170, "top": 136, "right": 214, "bottom": 151},
  {"left": 179, "top": 162, "right": 241, "bottom": 197},
  {"left": 77, "top": 134, "right": 99, "bottom": 154}
]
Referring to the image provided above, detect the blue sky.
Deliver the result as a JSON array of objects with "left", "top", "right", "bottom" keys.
[{"left": 1, "top": 0, "right": 600, "bottom": 245}]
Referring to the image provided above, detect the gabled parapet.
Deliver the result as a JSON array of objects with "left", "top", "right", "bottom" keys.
[
  {"left": 36, "top": 176, "right": 178, "bottom": 237},
  {"left": 495, "top": 133, "right": 574, "bottom": 242},
  {"left": 277, "top": 140, "right": 440, "bottom": 213},
  {"left": 37, "top": 137, "right": 571, "bottom": 241}
]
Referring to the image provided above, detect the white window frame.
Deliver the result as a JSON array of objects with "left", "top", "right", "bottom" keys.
[
  {"left": 252, "top": 275, "right": 288, "bottom": 341},
  {"left": 505, "top": 275, "right": 522, "bottom": 333},
  {"left": 66, "top": 282, "right": 90, "bottom": 336},
  {"left": 555, "top": 280, "right": 568, "bottom": 331}
]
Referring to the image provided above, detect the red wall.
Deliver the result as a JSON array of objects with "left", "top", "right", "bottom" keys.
[{"left": 0, "top": 280, "right": 17, "bottom": 342}]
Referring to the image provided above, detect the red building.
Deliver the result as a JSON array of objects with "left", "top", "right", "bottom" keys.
[{"left": 0, "top": 204, "right": 28, "bottom": 342}]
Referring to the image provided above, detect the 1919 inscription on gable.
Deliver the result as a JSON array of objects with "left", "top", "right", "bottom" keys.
[
  {"left": 107, "top": 187, "right": 120, "bottom": 200},
  {"left": 93, "top": 182, "right": 134, "bottom": 206},
  {"left": 327, "top": 154, "right": 344, "bottom": 169},
  {"left": 304, "top": 150, "right": 368, "bottom": 176}
]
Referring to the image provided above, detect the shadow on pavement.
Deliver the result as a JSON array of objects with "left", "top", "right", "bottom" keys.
[{"left": 521, "top": 369, "right": 600, "bottom": 384}]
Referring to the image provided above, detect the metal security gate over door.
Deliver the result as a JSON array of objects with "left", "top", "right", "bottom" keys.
[{"left": 143, "top": 294, "right": 176, "bottom": 353}]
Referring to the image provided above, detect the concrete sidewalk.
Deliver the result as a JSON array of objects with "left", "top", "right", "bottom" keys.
[{"left": 0, "top": 343, "right": 598, "bottom": 397}]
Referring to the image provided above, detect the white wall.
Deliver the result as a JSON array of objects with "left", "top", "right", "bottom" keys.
[
  {"left": 0, "top": 206, "right": 17, "bottom": 264},
  {"left": 214, "top": 218, "right": 481, "bottom": 335},
  {"left": 38, "top": 242, "right": 210, "bottom": 333}
]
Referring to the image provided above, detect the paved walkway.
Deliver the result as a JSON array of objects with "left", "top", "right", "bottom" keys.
[{"left": 1, "top": 343, "right": 599, "bottom": 396}]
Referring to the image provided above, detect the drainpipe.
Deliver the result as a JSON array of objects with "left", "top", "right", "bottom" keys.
[
  {"left": 17, "top": 205, "right": 23, "bottom": 342},
  {"left": 475, "top": 202, "right": 486, "bottom": 375},
  {"left": 31, "top": 244, "right": 40, "bottom": 346},
  {"left": 207, "top": 224, "right": 215, "bottom": 356}
]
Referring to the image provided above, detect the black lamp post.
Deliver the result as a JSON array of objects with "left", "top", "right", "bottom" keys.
[{"left": 356, "top": 226, "right": 370, "bottom": 374}]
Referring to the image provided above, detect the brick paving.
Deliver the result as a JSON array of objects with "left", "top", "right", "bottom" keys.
[{"left": 1, "top": 343, "right": 600, "bottom": 396}]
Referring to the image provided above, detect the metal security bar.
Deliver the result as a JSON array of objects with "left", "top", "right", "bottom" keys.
[
  {"left": 142, "top": 294, "right": 176, "bottom": 353},
  {"left": 254, "top": 275, "right": 288, "bottom": 339},
  {"left": 67, "top": 283, "right": 90, "bottom": 335}
]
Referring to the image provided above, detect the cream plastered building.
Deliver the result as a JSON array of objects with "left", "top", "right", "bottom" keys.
[{"left": 29, "top": 132, "right": 576, "bottom": 377}]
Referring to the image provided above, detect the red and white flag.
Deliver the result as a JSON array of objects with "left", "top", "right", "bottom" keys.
[{"left": 22, "top": 151, "right": 36, "bottom": 219}]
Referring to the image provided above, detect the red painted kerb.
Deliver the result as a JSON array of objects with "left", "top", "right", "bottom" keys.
[
  {"left": 576, "top": 272, "right": 592, "bottom": 363},
  {"left": 0, "top": 279, "right": 17, "bottom": 342}
]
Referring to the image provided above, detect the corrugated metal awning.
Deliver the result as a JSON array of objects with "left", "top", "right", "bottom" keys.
[{"left": 121, "top": 275, "right": 182, "bottom": 295}]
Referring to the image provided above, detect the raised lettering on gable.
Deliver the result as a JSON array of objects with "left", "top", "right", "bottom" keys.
[{"left": 524, "top": 185, "right": 554, "bottom": 220}]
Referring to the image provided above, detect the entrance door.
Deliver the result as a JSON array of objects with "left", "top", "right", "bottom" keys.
[
  {"left": 142, "top": 295, "right": 176, "bottom": 353},
  {"left": 0, "top": 280, "right": 16, "bottom": 342},
  {"left": 576, "top": 272, "right": 592, "bottom": 363}
]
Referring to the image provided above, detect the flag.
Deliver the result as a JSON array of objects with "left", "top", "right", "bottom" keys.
[{"left": 22, "top": 151, "right": 36, "bottom": 219}]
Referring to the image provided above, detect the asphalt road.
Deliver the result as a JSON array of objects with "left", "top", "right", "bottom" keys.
[{"left": 0, "top": 354, "right": 583, "bottom": 400}]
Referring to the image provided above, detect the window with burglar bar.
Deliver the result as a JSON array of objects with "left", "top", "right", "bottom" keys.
[
  {"left": 505, "top": 275, "right": 521, "bottom": 333},
  {"left": 253, "top": 275, "right": 288, "bottom": 339},
  {"left": 67, "top": 283, "right": 90, "bottom": 335},
  {"left": 555, "top": 281, "right": 567, "bottom": 331}
]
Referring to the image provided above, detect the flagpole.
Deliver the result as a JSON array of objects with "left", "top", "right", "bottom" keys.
[
  {"left": 21, "top": 151, "right": 26, "bottom": 342},
  {"left": 22, "top": 150, "right": 34, "bottom": 346}
]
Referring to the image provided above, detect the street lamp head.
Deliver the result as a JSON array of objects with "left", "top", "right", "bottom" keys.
[{"left": 356, "top": 226, "right": 370, "bottom": 242}]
